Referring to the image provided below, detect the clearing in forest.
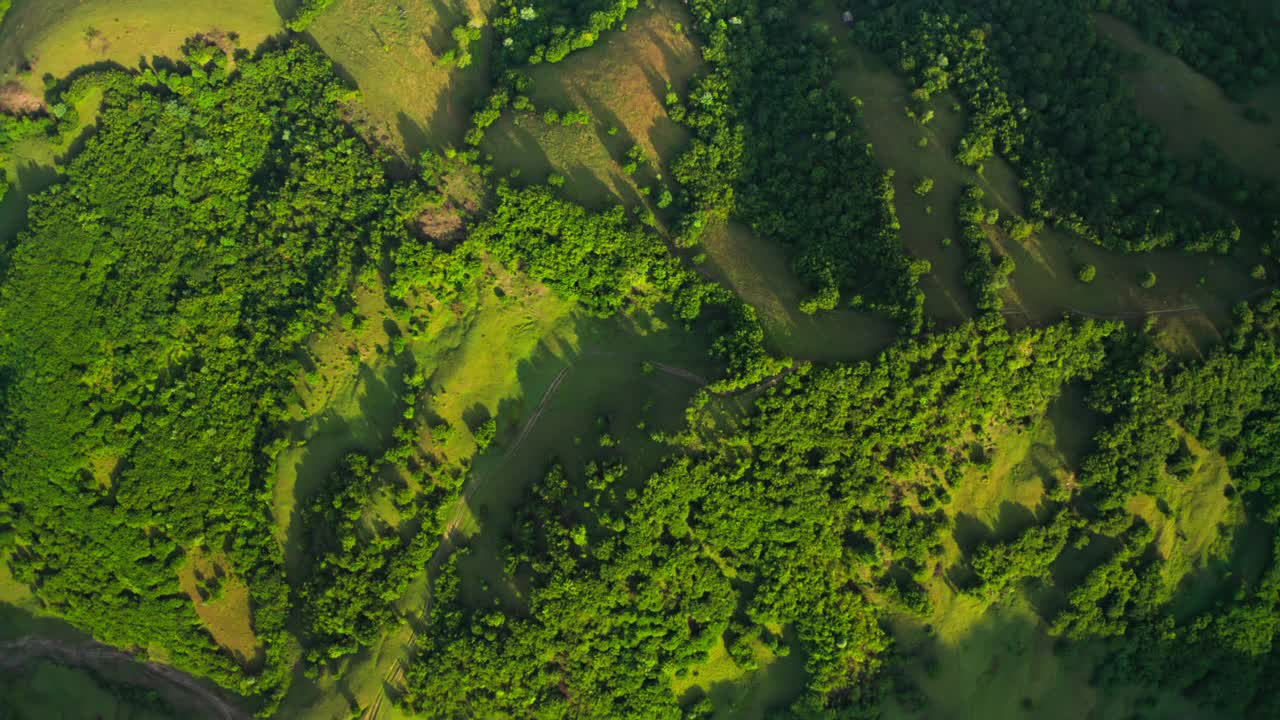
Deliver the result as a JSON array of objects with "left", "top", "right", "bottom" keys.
[
  {"left": 302, "top": 0, "right": 489, "bottom": 155},
  {"left": 0, "top": 0, "right": 282, "bottom": 94},
  {"left": 176, "top": 551, "right": 262, "bottom": 670},
  {"left": 882, "top": 396, "right": 1233, "bottom": 720},
  {"left": 1093, "top": 13, "right": 1280, "bottom": 185},
  {"left": 698, "top": 220, "right": 896, "bottom": 361},
  {"left": 828, "top": 19, "right": 974, "bottom": 325},
  {"left": 1125, "top": 428, "right": 1245, "bottom": 618},
  {"left": 481, "top": 0, "right": 698, "bottom": 210}
]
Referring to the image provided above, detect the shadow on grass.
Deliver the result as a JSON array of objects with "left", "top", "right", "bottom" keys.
[{"left": 283, "top": 362, "right": 405, "bottom": 576}]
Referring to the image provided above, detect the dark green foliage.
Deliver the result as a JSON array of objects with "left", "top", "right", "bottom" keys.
[
  {"left": 475, "top": 183, "right": 688, "bottom": 317},
  {"left": 956, "top": 186, "right": 1015, "bottom": 313},
  {"left": 1093, "top": 0, "right": 1280, "bottom": 96},
  {"left": 473, "top": 418, "right": 497, "bottom": 450},
  {"left": 437, "top": 23, "right": 483, "bottom": 69},
  {"left": 1050, "top": 522, "right": 1155, "bottom": 639},
  {"left": 674, "top": 0, "right": 928, "bottom": 331},
  {"left": 399, "top": 316, "right": 1116, "bottom": 717},
  {"left": 492, "top": 0, "right": 638, "bottom": 67},
  {"left": 968, "top": 509, "right": 1084, "bottom": 599},
  {"left": 0, "top": 45, "right": 409, "bottom": 708},
  {"left": 295, "top": 450, "right": 445, "bottom": 669},
  {"left": 1025, "top": 295, "right": 1280, "bottom": 716},
  {"left": 851, "top": 0, "right": 1247, "bottom": 253},
  {"left": 474, "top": 184, "right": 788, "bottom": 387},
  {"left": 286, "top": 0, "right": 337, "bottom": 32}
]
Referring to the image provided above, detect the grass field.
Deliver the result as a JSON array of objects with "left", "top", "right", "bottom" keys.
[
  {"left": 829, "top": 20, "right": 974, "bottom": 326},
  {"left": 0, "top": 0, "right": 283, "bottom": 93},
  {"left": 881, "top": 394, "right": 1235, "bottom": 720},
  {"left": 1094, "top": 13, "right": 1280, "bottom": 185},
  {"left": 981, "top": 175, "right": 1263, "bottom": 354},
  {"left": 176, "top": 551, "right": 262, "bottom": 670},
  {"left": 0, "top": 659, "right": 180, "bottom": 720},
  {"left": 482, "top": 0, "right": 698, "bottom": 212},
  {"left": 700, "top": 220, "right": 898, "bottom": 361},
  {"left": 1126, "top": 428, "right": 1242, "bottom": 618},
  {"left": 302, "top": 0, "right": 489, "bottom": 157}
]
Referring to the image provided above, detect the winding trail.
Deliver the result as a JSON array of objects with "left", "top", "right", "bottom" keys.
[{"left": 0, "top": 636, "right": 249, "bottom": 720}]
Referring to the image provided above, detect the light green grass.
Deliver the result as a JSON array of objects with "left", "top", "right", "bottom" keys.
[
  {"left": 0, "top": 557, "right": 34, "bottom": 610},
  {"left": 1127, "top": 428, "right": 1241, "bottom": 617},
  {"left": 176, "top": 551, "right": 262, "bottom": 670},
  {"left": 408, "top": 262, "right": 577, "bottom": 470},
  {"left": 303, "top": 0, "right": 489, "bottom": 155},
  {"left": 0, "top": 0, "right": 283, "bottom": 93}
]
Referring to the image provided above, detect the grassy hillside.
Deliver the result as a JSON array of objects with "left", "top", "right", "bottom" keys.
[{"left": 1, "top": 1, "right": 1279, "bottom": 719}]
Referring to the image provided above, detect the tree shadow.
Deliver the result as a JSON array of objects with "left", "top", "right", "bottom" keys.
[
  {"left": 283, "top": 363, "right": 404, "bottom": 576},
  {"left": 483, "top": 116, "right": 553, "bottom": 182},
  {"left": 423, "top": 0, "right": 468, "bottom": 55},
  {"left": 272, "top": 0, "right": 300, "bottom": 25},
  {"left": 0, "top": 160, "right": 61, "bottom": 255},
  {"left": 680, "top": 628, "right": 810, "bottom": 719}
]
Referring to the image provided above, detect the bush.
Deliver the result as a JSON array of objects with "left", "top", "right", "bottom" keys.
[
  {"left": 1077, "top": 264, "right": 1097, "bottom": 283},
  {"left": 1139, "top": 271, "right": 1158, "bottom": 289},
  {"left": 913, "top": 177, "right": 935, "bottom": 196}
]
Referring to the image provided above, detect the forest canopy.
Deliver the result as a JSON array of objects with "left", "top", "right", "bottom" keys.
[{"left": 1, "top": 0, "right": 1279, "bottom": 718}]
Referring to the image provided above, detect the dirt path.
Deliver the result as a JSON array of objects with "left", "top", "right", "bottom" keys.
[
  {"left": 649, "top": 361, "right": 710, "bottom": 387},
  {"left": 0, "top": 636, "right": 249, "bottom": 720}
]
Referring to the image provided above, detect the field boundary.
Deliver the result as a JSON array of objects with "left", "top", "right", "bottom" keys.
[{"left": 0, "top": 636, "right": 249, "bottom": 720}]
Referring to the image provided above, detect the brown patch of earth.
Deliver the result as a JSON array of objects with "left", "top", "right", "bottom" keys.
[{"left": 0, "top": 81, "right": 45, "bottom": 114}]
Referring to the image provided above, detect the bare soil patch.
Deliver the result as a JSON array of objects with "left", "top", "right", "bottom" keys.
[{"left": 0, "top": 81, "right": 44, "bottom": 114}]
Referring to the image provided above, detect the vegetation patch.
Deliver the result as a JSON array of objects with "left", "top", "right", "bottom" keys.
[
  {"left": 303, "top": 0, "right": 490, "bottom": 155},
  {"left": 176, "top": 551, "right": 261, "bottom": 669}
]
